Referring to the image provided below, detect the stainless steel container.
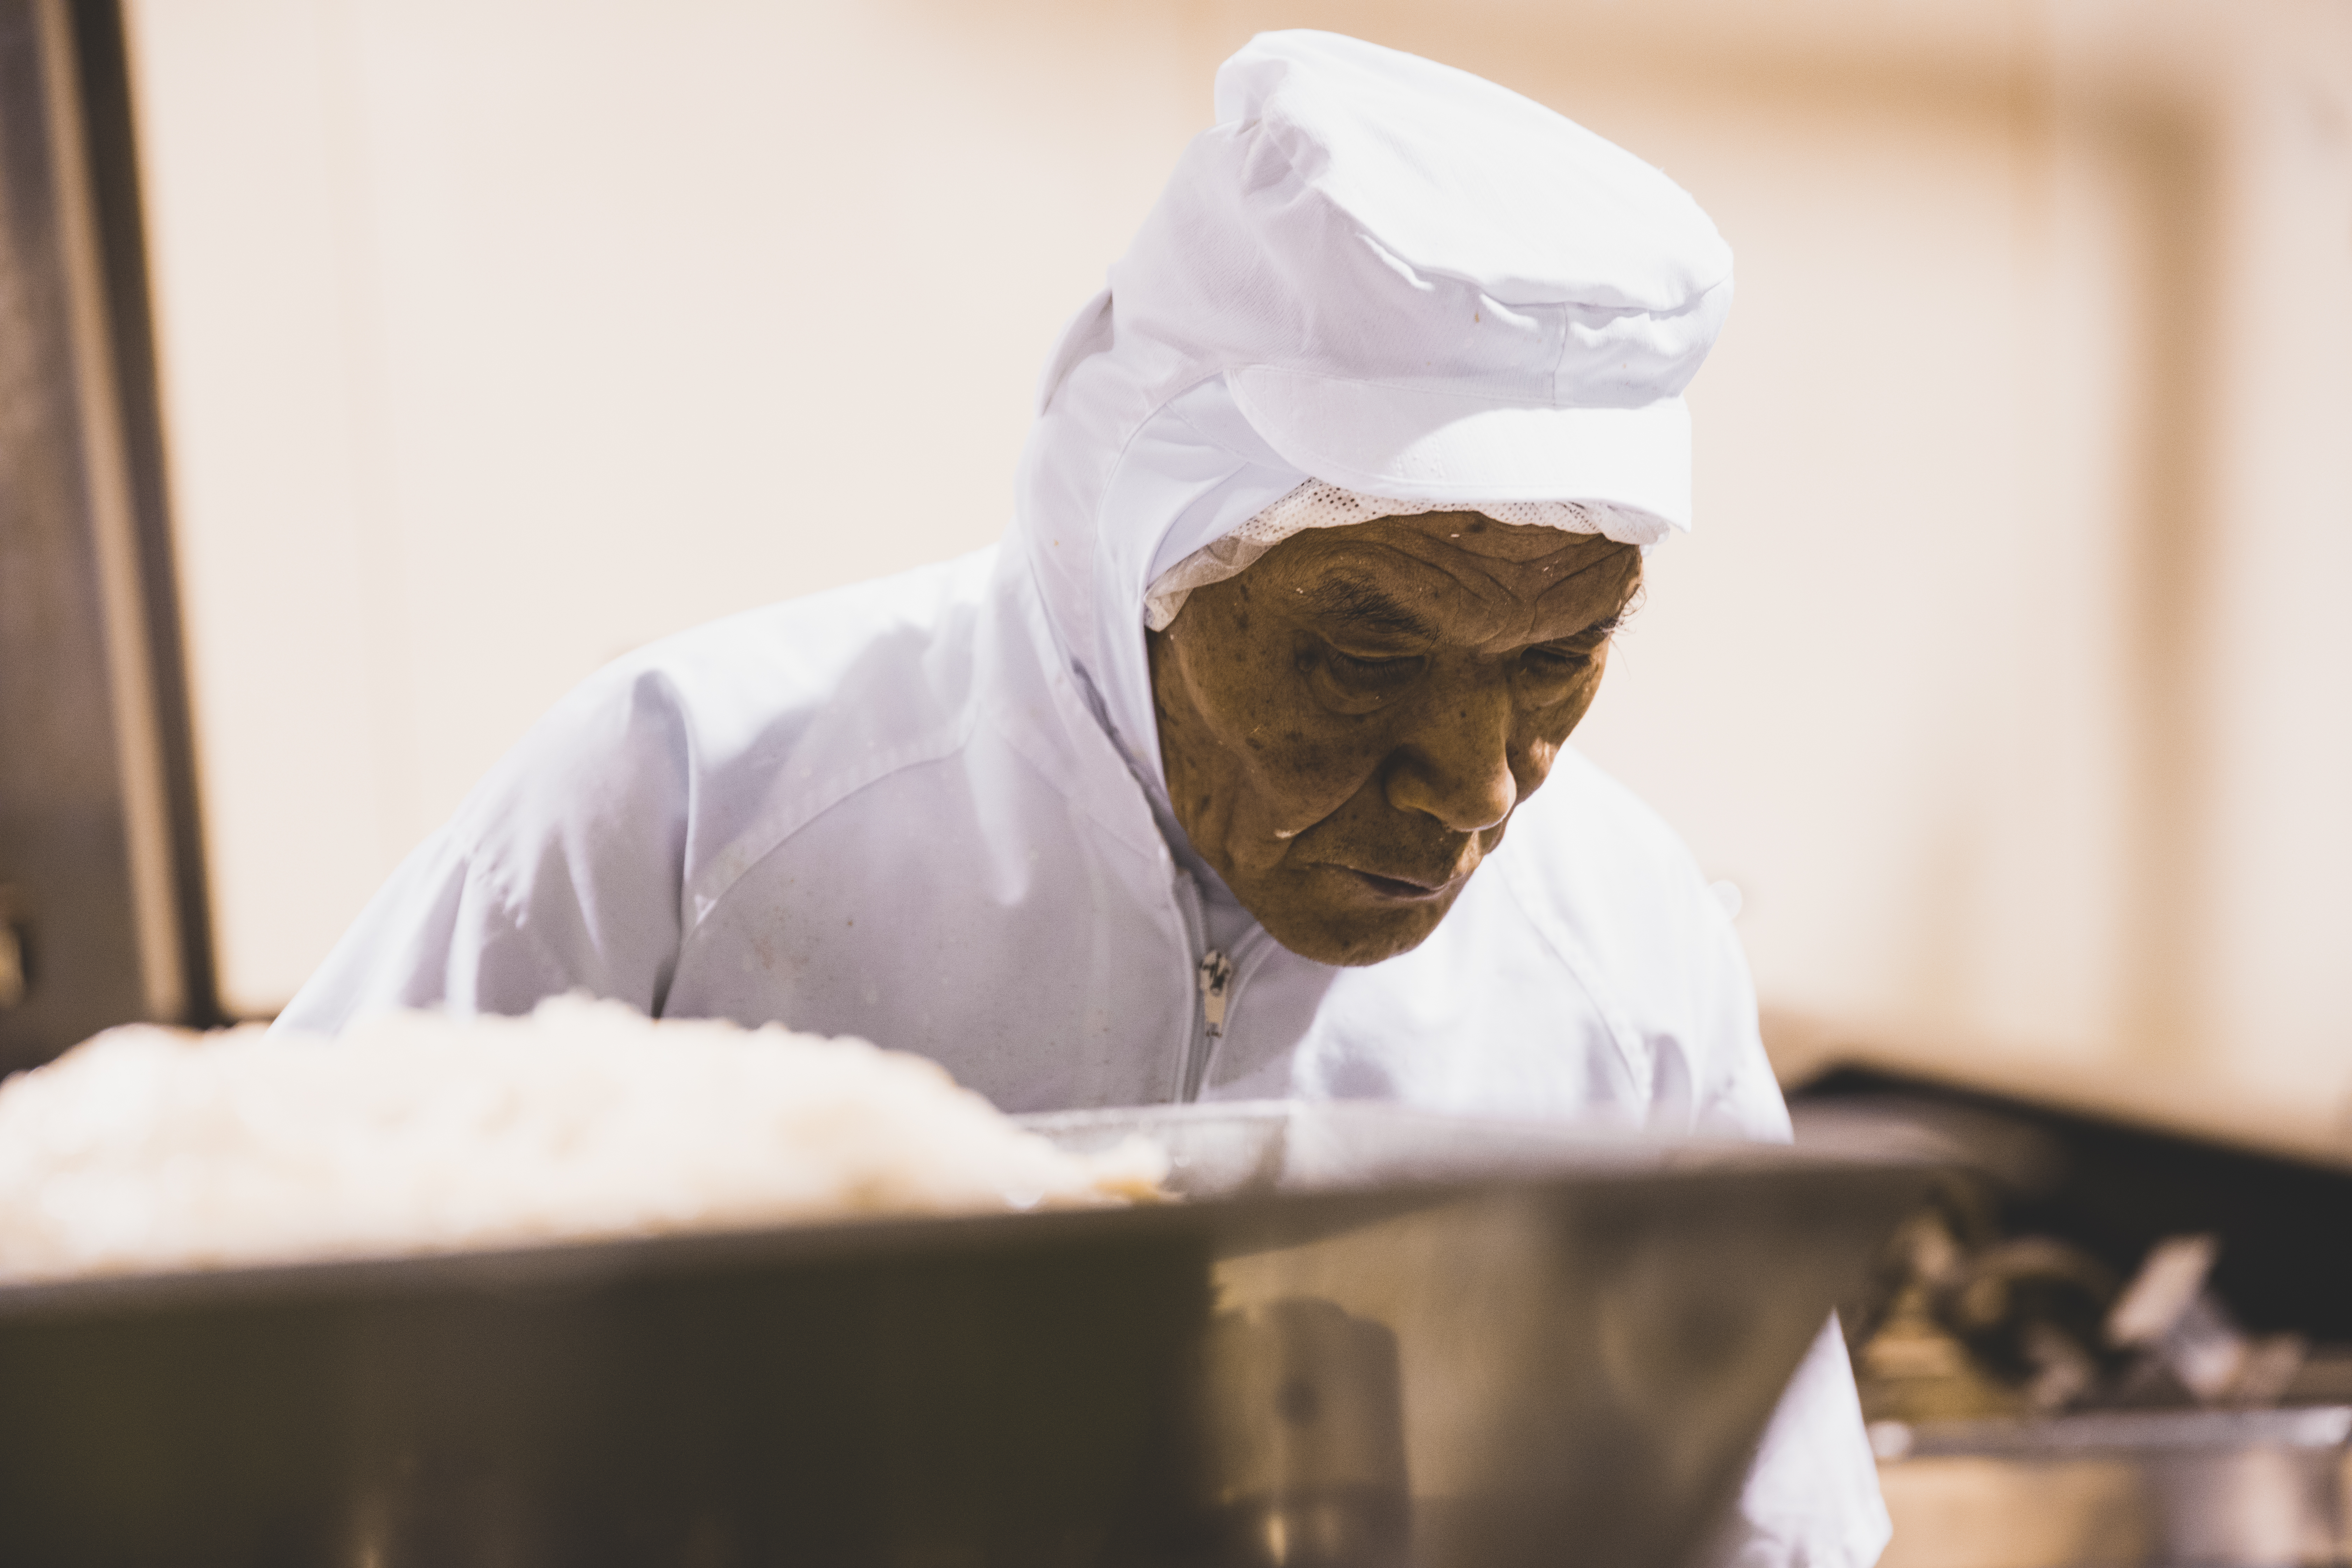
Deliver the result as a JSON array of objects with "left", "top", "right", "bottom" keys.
[{"left": 0, "top": 1101, "right": 1932, "bottom": 1567}]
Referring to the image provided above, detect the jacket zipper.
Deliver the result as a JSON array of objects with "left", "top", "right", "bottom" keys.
[
  {"left": 1185, "top": 950, "right": 1234, "bottom": 1101},
  {"left": 1170, "top": 872, "right": 1231, "bottom": 1103}
]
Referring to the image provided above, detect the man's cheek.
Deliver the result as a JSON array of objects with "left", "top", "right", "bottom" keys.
[
  {"left": 1515, "top": 730, "right": 1563, "bottom": 784},
  {"left": 1264, "top": 736, "right": 1386, "bottom": 824}
]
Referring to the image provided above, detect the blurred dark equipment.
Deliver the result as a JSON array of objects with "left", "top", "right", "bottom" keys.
[
  {"left": 0, "top": 0, "right": 220, "bottom": 1066},
  {"left": 1794, "top": 1066, "right": 2352, "bottom": 1566},
  {"left": 0, "top": 1105, "right": 1934, "bottom": 1568},
  {"left": 1792, "top": 1066, "right": 2352, "bottom": 1378}
]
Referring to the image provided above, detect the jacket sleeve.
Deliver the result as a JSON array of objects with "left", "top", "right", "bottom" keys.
[
  {"left": 1686, "top": 895, "right": 1893, "bottom": 1568},
  {"left": 273, "top": 663, "right": 692, "bottom": 1034},
  {"left": 1704, "top": 1320, "right": 1891, "bottom": 1568}
]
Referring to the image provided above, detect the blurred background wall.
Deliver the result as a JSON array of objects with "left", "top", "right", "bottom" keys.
[{"left": 119, "top": 0, "right": 2351, "bottom": 1149}]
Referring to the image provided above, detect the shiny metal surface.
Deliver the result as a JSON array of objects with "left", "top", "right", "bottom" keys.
[
  {"left": 1043, "top": 1102, "right": 1929, "bottom": 1567},
  {"left": 0, "top": 1103, "right": 1931, "bottom": 1567},
  {"left": 1876, "top": 1407, "right": 2352, "bottom": 1568},
  {"left": 1190, "top": 1297, "right": 1410, "bottom": 1568}
]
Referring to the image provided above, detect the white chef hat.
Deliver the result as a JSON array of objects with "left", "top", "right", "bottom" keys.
[
  {"left": 1118, "top": 30, "right": 1730, "bottom": 499},
  {"left": 1015, "top": 30, "right": 1733, "bottom": 785}
]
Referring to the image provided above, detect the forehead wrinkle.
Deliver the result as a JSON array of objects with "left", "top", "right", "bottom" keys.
[
  {"left": 1438, "top": 561, "right": 1627, "bottom": 657},
  {"left": 1273, "top": 529, "right": 1635, "bottom": 649},
  {"left": 1301, "top": 571, "right": 1443, "bottom": 640},
  {"left": 1437, "top": 536, "right": 1636, "bottom": 645},
  {"left": 1527, "top": 545, "right": 1641, "bottom": 622},
  {"left": 1410, "top": 522, "right": 1630, "bottom": 585}
]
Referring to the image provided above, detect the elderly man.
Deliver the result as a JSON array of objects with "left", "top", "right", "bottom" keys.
[{"left": 283, "top": 30, "right": 1886, "bottom": 1567}]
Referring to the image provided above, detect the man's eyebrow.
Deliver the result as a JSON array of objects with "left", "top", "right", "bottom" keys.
[
  {"left": 1302, "top": 575, "right": 1441, "bottom": 640},
  {"left": 1547, "top": 581, "right": 1645, "bottom": 644}
]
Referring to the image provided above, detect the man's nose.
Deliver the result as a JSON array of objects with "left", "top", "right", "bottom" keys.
[{"left": 1384, "top": 681, "right": 1518, "bottom": 833}]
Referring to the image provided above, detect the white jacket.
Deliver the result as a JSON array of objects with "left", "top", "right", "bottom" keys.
[{"left": 280, "top": 540, "right": 1887, "bottom": 1567}]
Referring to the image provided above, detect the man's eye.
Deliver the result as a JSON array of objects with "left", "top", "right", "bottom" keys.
[
  {"left": 1311, "top": 646, "right": 1426, "bottom": 709},
  {"left": 1522, "top": 645, "right": 1596, "bottom": 678},
  {"left": 1329, "top": 649, "right": 1420, "bottom": 678}
]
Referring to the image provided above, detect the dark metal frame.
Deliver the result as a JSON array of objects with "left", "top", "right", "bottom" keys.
[{"left": 0, "top": 0, "right": 218, "bottom": 1066}]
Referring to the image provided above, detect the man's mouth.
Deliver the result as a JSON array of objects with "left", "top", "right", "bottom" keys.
[{"left": 1337, "top": 867, "right": 1452, "bottom": 902}]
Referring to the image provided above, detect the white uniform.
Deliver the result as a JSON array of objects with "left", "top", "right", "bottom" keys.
[
  {"left": 283, "top": 30, "right": 1891, "bottom": 1566},
  {"left": 280, "top": 540, "right": 1888, "bottom": 1566}
]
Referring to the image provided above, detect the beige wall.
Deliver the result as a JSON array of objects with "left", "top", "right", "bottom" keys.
[
  {"left": 128, "top": 0, "right": 1211, "bottom": 1008},
  {"left": 126, "top": 0, "right": 2352, "bottom": 1152}
]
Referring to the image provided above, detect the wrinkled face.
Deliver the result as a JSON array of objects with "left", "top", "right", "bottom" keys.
[{"left": 1149, "top": 511, "right": 1642, "bottom": 967}]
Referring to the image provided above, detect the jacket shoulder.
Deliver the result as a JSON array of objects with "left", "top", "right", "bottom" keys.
[
  {"left": 461, "top": 550, "right": 993, "bottom": 845},
  {"left": 1501, "top": 746, "right": 1717, "bottom": 923},
  {"left": 281, "top": 552, "right": 1003, "bottom": 1030},
  {"left": 1494, "top": 747, "right": 1782, "bottom": 1132},
  {"left": 420, "top": 551, "right": 989, "bottom": 948}
]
